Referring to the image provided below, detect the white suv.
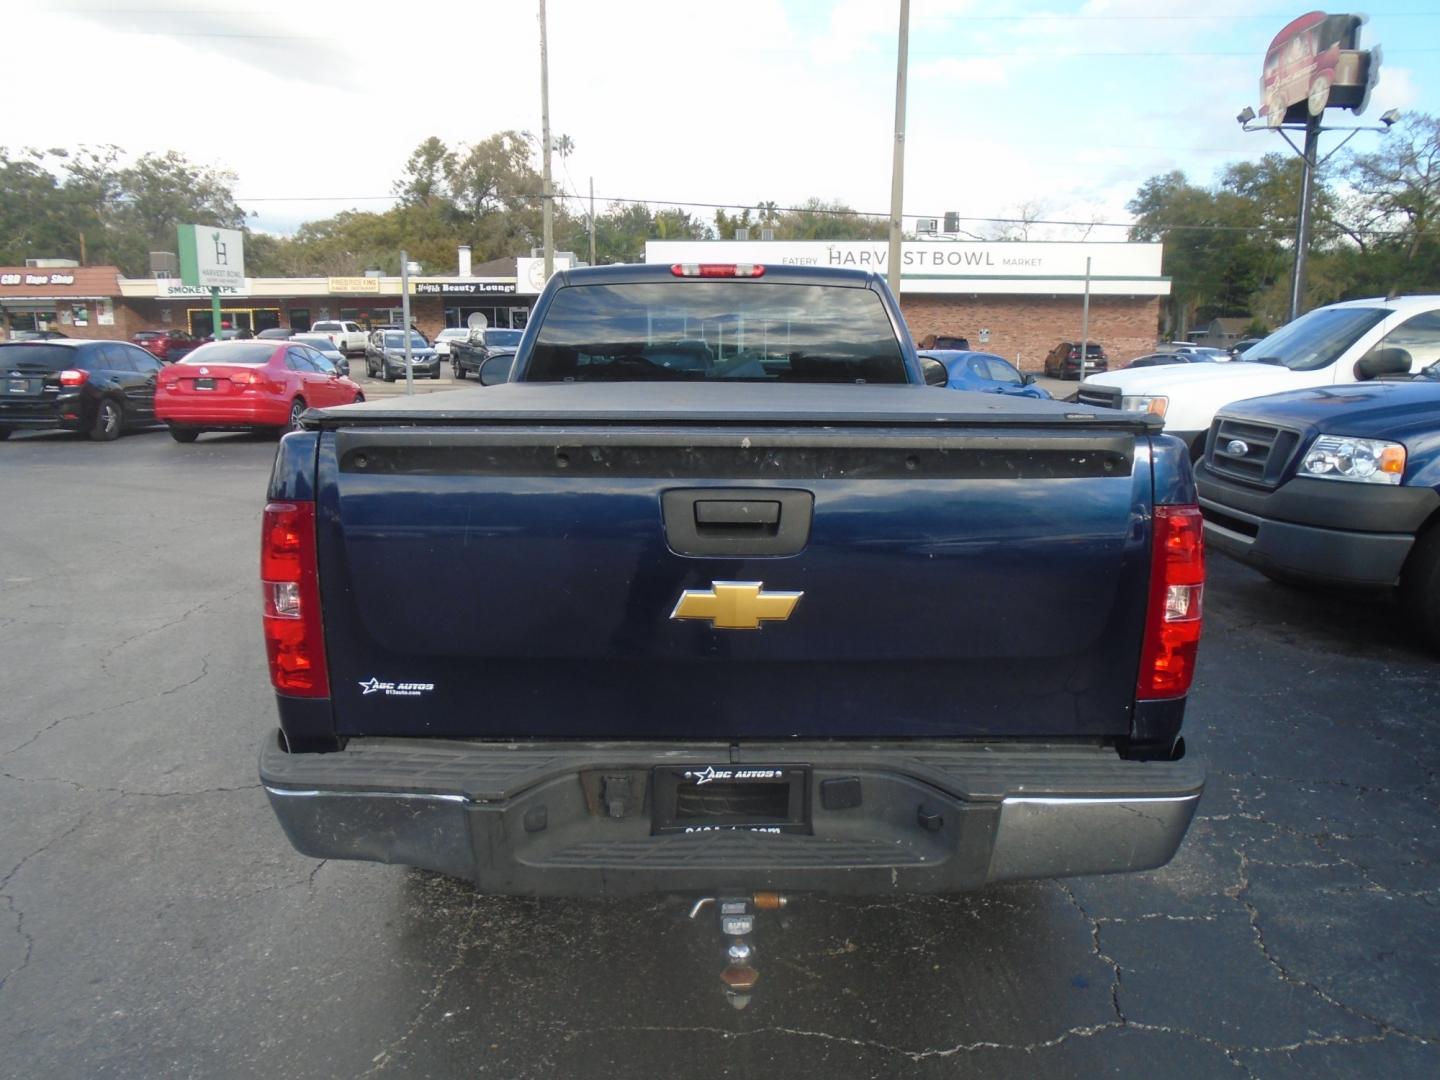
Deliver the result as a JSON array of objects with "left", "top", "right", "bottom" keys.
[{"left": 1078, "top": 296, "right": 1440, "bottom": 456}]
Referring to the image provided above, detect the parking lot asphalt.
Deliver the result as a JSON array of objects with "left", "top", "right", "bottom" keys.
[{"left": 0, "top": 424, "right": 1436, "bottom": 1079}]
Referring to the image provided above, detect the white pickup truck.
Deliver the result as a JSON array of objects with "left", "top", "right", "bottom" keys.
[
  {"left": 1078, "top": 296, "right": 1440, "bottom": 457},
  {"left": 309, "top": 320, "right": 369, "bottom": 357}
]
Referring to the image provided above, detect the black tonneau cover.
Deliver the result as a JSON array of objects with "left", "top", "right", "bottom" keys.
[{"left": 304, "top": 382, "right": 1162, "bottom": 433}]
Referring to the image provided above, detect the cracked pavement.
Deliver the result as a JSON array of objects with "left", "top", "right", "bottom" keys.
[{"left": 1, "top": 429, "right": 1437, "bottom": 1079}]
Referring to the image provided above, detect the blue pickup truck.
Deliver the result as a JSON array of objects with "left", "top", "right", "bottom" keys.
[
  {"left": 1196, "top": 360, "right": 1440, "bottom": 649},
  {"left": 257, "top": 264, "right": 1205, "bottom": 906}
]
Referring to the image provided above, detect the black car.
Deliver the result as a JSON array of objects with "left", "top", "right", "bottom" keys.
[
  {"left": 1044, "top": 341, "right": 1109, "bottom": 379},
  {"left": 0, "top": 339, "right": 164, "bottom": 441},
  {"left": 256, "top": 328, "right": 302, "bottom": 340},
  {"left": 452, "top": 328, "right": 525, "bottom": 379}
]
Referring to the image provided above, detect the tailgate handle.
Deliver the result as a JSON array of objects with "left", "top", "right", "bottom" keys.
[
  {"left": 663, "top": 489, "right": 813, "bottom": 557},
  {"left": 694, "top": 500, "right": 780, "bottom": 528}
]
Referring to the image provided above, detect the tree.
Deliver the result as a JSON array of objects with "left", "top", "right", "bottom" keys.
[
  {"left": 1336, "top": 112, "right": 1440, "bottom": 294},
  {"left": 0, "top": 145, "right": 247, "bottom": 275},
  {"left": 0, "top": 148, "right": 81, "bottom": 264}
]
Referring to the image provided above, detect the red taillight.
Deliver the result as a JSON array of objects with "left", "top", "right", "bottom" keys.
[
  {"left": 261, "top": 501, "right": 329, "bottom": 697},
  {"left": 230, "top": 370, "right": 260, "bottom": 385},
  {"left": 59, "top": 369, "right": 89, "bottom": 386},
  {"left": 670, "top": 263, "right": 766, "bottom": 278},
  {"left": 1137, "top": 504, "right": 1205, "bottom": 699}
]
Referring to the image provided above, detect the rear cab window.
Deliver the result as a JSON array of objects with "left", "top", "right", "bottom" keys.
[{"left": 527, "top": 281, "right": 908, "bottom": 384}]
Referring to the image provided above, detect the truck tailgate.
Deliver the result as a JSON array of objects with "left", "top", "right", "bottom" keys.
[{"left": 312, "top": 392, "right": 1156, "bottom": 741}]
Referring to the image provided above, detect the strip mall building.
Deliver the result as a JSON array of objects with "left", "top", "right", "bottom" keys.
[
  {"left": 645, "top": 240, "right": 1170, "bottom": 371},
  {"left": 0, "top": 256, "right": 562, "bottom": 343},
  {"left": 3, "top": 242, "right": 1168, "bottom": 371}
]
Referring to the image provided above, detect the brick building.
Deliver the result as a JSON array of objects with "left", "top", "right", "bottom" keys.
[
  {"left": 0, "top": 265, "right": 133, "bottom": 340},
  {"left": 645, "top": 240, "right": 1170, "bottom": 372}
]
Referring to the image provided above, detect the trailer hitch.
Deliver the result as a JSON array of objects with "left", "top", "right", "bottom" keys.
[{"left": 689, "top": 892, "right": 788, "bottom": 1009}]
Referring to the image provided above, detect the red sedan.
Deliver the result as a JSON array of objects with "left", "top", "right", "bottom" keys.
[
  {"left": 156, "top": 340, "right": 364, "bottom": 443},
  {"left": 132, "top": 329, "right": 200, "bottom": 363}
]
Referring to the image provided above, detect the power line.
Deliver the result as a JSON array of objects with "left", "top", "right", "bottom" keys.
[
  {"left": 236, "top": 190, "right": 1411, "bottom": 239},
  {"left": 63, "top": 26, "right": 1440, "bottom": 56}
]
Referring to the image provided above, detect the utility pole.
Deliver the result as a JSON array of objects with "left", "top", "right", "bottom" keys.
[
  {"left": 589, "top": 176, "right": 597, "bottom": 266},
  {"left": 400, "top": 250, "right": 414, "bottom": 396},
  {"left": 539, "top": 0, "right": 554, "bottom": 280},
  {"left": 1289, "top": 114, "right": 1321, "bottom": 322},
  {"left": 886, "top": 0, "right": 910, "bottom": 297}
]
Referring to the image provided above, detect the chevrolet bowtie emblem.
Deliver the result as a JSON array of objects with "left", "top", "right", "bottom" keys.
[{"left": 670, "top": 581, "right": 803, "bottom": 630}]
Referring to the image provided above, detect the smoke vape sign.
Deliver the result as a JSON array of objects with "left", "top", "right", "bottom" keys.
[{"left": 178, "top": 223, "right": 245, "bottom": 289}]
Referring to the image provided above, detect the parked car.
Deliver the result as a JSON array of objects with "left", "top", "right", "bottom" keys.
[
  {"left": 1126, "top": 352, "right": 1220, "bottom": 369},
  {"left": 1196, "top": 358, "right": 1440, "bottom": 649},
  {"left": 452, "top": 327, "right": 524, "bottom": 379},
  {"left": 257, "top": 328, "right": 302, "bottom": 340},
  {"left": 917, "top": 333, "right": 970, "bottom": 351},
  {"left": 1169, "top": 345, "right": 1231, "bottom": 362},
  {"left": 9, "top": 329, "right": 68, "bottom": 341},
  {"left": 155, "top": 340, "right": 364, "bottom": 442},
  {"left": 310, "top": 320, "right": 369, "bottom": 356},
  {"left": 431, "top": 327, "right": 470, "bottom": 357},
  {"left": 1078, "top": 296, "right": 1440, "bottom": 458},
  {"left": 132, "top": 329, "right": 200, "bottom": 363},
  {"left": 365, "top": 329, "right": 441, "bottom": 381},
  {"left": 0, "top": 339, "right": 164, "bottom": 441},
  {"left": 1229, "top": 338, "right": 1265, "bottom": 359},
  {"left": 207, "top": 328, "right": 255, "bottom": 341},
  {"left": 919, "top": 350, "right": 1052, "bottom": 398},
  {"left": 1044, "top": 341, "right": 1108, "bottom": 379},
  {"left": 290, "top": 334, "right": 349, "bottom": 376}
]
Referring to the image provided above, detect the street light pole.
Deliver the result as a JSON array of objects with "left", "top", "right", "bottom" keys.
[
  {"left": 887, "top": 0, "right": 910, "bottom": 298},
  {"left": 400, "top": 250, "right": 413, "bottom": 396},
  {"left": 539, "top": 0, "right": 554, "bottom": 280}
]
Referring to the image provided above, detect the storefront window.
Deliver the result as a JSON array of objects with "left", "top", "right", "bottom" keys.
[{"left": 289, "top": 308, "right": 311, "bottom": 332}]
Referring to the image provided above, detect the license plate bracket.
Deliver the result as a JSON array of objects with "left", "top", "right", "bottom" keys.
[
  {"left": 7, "top": 378, "right": 29, "bottom": 394},
  {"left": 194, "top": 377, "right": 216, "bottom": 390},
  {"left": 652, "top": 764, "right": 810, "bottom": 835}
]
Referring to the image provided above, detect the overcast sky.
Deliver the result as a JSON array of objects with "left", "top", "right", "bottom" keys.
[{"left": 8, "top": 0, "right": 1433, "bottom": 242}]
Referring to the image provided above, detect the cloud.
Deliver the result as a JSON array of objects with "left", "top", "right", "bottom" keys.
[
  {"left": 911, "top": 57, "right": 1007, "bottom": 87},
  {"left": 47, "top": 0, "right": 364, "bottom": 92},
  {"left": 1371, "top": 65, "right": 1418, "bottom": 113}
]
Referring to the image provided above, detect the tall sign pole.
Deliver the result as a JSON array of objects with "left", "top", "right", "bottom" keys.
[
  {"left": 210, "top": 288, "right": 222, "bottom": 343},
  {"left": 400, "top": 251, "right": 414, "bottom": 396},
  {"left": 539, "top": 0, "right": 554, "bottom": 280},
  {"left": 1289, "top": 114, "right": 1321, "bottom": 321},
  {"left": 1079, "top": 257, "right": 1092, "bottom": 382},
  {"left": 886, "top": 0, "right": 910, "bottom": 297}
]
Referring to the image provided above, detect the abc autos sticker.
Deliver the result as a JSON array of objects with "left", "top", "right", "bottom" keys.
[
  {"left": 682, "top": 766, "right": 784, "bottom": 786},
  {"left": 358, "top": 677, "right": 434, "bottom": 698}
]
